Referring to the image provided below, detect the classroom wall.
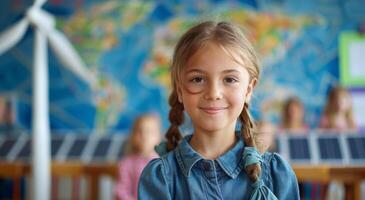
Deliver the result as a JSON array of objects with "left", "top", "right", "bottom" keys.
[{"left": 0, "top": 0, "right": 364, "bottom": 133}]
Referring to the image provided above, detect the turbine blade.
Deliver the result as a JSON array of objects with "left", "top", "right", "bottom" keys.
[
  {"left": 0, "top": 19, "right": 29, "bottom": 55},
  {"left": 48, "top": 29, "right": 97, "bottom": 88}
]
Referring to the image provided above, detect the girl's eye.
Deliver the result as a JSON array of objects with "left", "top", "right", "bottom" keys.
[
  {"left": 224, "top": 77, "right": 238, "bottom": 84},
  {"left": 190, "top": 77, "right": 204, "bottom": 83}
]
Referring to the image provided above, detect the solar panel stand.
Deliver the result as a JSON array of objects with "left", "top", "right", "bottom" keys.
[
  {"left": 339, "top": 134, "right": 351, "bottom": 165},
  {"left": 309, "top": 133, "right": 319, "bottom": 165},
  {"left": 278, "top": 134, "right": 290, "bottom": 163}
]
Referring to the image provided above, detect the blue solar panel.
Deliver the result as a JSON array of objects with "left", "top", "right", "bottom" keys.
[
  {"left": 16, "top": 139, "right": 31, "bottom": 161},
  {"left": 51, "top": 136, "right": 65, "bottom": 158},
  {"left": 289, "top": 138, "right": 310, "bottom": 160},
  {"left": 92, "top": 138, "right": 112, "bottom": 159},
  {"left": 318, "top": 137, "right": 342, "bottom": 160},
  {"left": 347, "top": 136, "right": 365, "bottom": 159},
  {"left": 0, "top": 138, "right": 17, "bottom": 159},
  {"left": 67, "top": 137, "right": 88, "bottom": 158}
]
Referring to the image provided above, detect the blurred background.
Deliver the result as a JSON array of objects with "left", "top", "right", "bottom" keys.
[{"left": 0, "top": 0, "right": 364, "bottom": 200}]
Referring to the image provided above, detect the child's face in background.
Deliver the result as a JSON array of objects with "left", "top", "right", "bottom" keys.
[
  {"left": 288, "top": 102, "right": 304, "bottom": 123},
  {"left": 134, "top": 117, "right": 161, "bottom": 154},
  {"left": 336, "top": 91, "right": 351, "bottom": 113},
  {"left": 178, "top": 42, "right": 255, "bottom": 133}
]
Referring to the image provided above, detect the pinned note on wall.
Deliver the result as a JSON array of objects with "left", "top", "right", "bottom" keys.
[{"left": 339, "top": 31, "right": 365, "bottom": 87}]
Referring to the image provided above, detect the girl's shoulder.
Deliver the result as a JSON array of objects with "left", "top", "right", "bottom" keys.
[
  {"left": 261, "top": 152, "right": 297, "bottom": 187},
  {"left": 138, "top": 151, "right": 177, "bottom": 199},
  {"left": 260, "top": 152, "right": 300, "bottom": 199},
  {"left": 261, "top": 152, "right": 295, "bottom": 175},
  {"left": 142, "top": 150, "right": 177, "bottom": 176},
  {"left": 139, "top": 149, "right": 180, "bottom": 194},
  {"left": 262, "top": 151, "right": 289, "bottom": 165}
]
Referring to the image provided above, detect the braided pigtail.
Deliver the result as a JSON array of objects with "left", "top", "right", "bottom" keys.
[
  {"left": 240, "top": 102, "right": 261, "bottom": 182},
  {"left": 165, "top": 89, "right": 184, "bottom": 151}
]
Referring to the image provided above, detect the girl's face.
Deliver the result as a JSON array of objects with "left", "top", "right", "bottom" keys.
[{"left": 177, "top": 42, "right": 255, "bottom": 134}]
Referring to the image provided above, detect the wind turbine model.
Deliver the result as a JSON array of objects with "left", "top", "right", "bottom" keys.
[{"left": 0, "top": 0, "right": 96, "bottom": 199}]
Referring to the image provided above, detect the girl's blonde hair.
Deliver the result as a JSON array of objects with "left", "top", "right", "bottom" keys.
[
  {"left": 166, "top": 21, "right": 261, "bottom": 182},
  {"left": 323, "top": 85, "right": 356, "bottom": 129}
]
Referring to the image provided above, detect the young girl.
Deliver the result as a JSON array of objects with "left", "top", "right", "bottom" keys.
[
  {"left": 114, "top": 114, "right": 161, "bottom": 200},
  {"left": 319, "top": 85, "right": 356, "bottom": 131},
  {"left": 280, "top": 97, "right": 308, "bottom": 134},
  {"left": 138, "top": 21, "right": 299, "bottom": 199}
]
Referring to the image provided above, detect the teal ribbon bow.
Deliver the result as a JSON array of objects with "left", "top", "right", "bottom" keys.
[
  {"left": 154, "top": 141, "right": 168, "bottom": 156},
  {"left": 243, "top": 147, "right": 278, "bottom": 200}
]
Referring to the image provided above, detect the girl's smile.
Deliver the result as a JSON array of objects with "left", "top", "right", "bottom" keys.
[{"left": 199, "top": 106, "right": 228, "bottom": 115}]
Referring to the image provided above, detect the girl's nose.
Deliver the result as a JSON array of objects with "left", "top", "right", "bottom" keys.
[{"left": 204, "top": 82, "right": 223, "bottom": 100}]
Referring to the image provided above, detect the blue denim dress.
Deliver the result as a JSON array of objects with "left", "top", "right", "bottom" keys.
[{"left": 138, "top": 135, "right": 300, "bottom": 200}]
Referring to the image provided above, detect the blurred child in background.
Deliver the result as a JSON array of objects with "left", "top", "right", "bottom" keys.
[
  {"left": 280, "top": 97, "right": 308, "bottom": 134},
  {"left": 280, "top": 97, "right": 313, "bottom": 199},
  {"left": 319, "top": 85, "right": 357, "bottom": 132},
  {"left": 114, "top": 114, "right": 161, "bottom": 200},
  {"left": 319, "top": 86, "right": 357, "bottom": 200}
]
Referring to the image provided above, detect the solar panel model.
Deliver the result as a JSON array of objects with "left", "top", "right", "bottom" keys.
[{"left": 288, "top": 137, "right": 311, "bottom": 162}]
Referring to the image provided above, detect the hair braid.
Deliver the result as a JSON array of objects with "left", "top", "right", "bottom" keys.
[
  {"left": 240, "top": 103, "right": 261, "bottom": 182},
  {"left": 165, "top": 89, "right": 184, "bottom": 151}
]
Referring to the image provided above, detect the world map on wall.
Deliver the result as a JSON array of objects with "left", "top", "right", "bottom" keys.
[{"left": 0, "top": 0, "right": 364, "bottom": 133}]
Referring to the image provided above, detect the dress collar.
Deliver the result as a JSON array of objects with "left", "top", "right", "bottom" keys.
[{"left": 175, "top": 133, "right": 245, "bottom": 179}]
